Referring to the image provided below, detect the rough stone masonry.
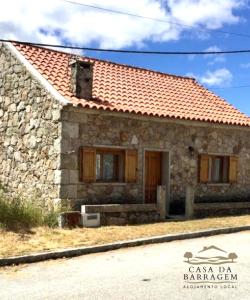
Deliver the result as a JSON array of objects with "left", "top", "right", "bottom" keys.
[
  {"left": 60, "top": 105, "right": 250, "bottom": 209},
  {"left": 0, "top": 43, "right": 63, "bottom": 206},
  {"left": 1, "top": 42, "right": 250, "bottom": 211}
]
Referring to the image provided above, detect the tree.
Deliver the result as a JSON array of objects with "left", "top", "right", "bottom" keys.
[
  {"left": 184, "top": 252, "right": 193, "bottom": 262},
  {"left": 228, "top": 253, "right": 238, "bottom": 262}
]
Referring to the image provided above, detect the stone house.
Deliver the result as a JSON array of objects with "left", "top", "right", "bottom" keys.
[{"left": 1, "top": 42, "right": 250, "bottom": 219}]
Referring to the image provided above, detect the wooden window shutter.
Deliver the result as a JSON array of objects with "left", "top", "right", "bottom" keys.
[
  {"left": 199, "top": 155, "right": 210, "bottom": 183},
  {"left": 82, "top": 148, "right": 96, "bottom": 182},
  {"left": 229, "top": 156, "right": 238, "bottom": 183},
  {"left": 125, "top": 149, "right": 138, "bottom": 183}
]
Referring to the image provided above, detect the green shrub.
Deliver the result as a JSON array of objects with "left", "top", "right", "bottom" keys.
[
  {"left": 0, "top": 189, "right": 60, "bottom": 230},
  {"left": 43, "top": 209, "right": 60, "bottom": 228}
]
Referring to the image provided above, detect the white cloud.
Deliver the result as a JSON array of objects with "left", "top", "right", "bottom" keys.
[
  {"left": 168, "top": 0, "right": 245, "bottom": 29},
  {"left": 204, "top": 46, "right": 226, "bottom": 65},
  {"left": 0, "top": 0, "right": 246, "bottom": 49},
  {"left": 188, "top": 45, "right": 226, "bottom": 63},
  {"left": 204, "top": 46, "right": 221, "bottom": 53},
  {"left": 200, "top": 68, "right": 232, "bottom": 86},
  {"left": 240, "top": 63, "right": 250, "bottom": 68}
]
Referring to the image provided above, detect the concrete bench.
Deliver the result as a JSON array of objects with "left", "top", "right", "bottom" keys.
[
  {"left": 193, "top": 201, "right": 250, "bottom": 218},
  {"left": 81, "top": 203, "right": 158, "bottom": 213},
  {"left": 194, "top": 201, "right": 250, "bottom": 210},
  {"left": 81, "top": 204, "right": 160, "bottom": 226}
]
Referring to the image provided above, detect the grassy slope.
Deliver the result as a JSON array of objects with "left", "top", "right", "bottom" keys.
[{"left": 0, "top": 215, "right": 249, "bottom": 258}]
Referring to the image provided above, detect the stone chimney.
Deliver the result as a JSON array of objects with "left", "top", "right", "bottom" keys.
[{"left": 70, "top": 60, "right": 93, "bottom": 100}]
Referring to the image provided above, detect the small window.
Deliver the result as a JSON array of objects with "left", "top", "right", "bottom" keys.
[
  {"left": 96, "top": 150, "right": 124, "bottom": 182},
  {"left": 81, "top": 147, "right": 138, "bottom": 183},
  {"left": 199, "top": 154, "right": 237, "bottom": 184},
  {"left": 210, "top": 156, "right": 229, "bottom": 183}
]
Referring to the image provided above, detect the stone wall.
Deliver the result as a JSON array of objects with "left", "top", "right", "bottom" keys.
[
  {"left": 100, "top": 211, "right": 160, "bottom": 225},
  {"left": 60, "top": 106, "right": 250, "bottom": 209},
  {"left": 1, "top": 42, "right": 250, "bottom": 211},
  {"left": 0, "top": 43, "right": 63, "bottom": 206}
]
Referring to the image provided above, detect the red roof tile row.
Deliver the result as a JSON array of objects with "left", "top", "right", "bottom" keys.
[{"left": 12, "top": 43, "right": 250, "bottom": 126}]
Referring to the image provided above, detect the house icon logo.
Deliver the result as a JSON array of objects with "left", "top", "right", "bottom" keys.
[
  {"left": 184, "top": 245, "right": 238, "bottom": 265},
  {"left": 182, "top": 245, "right": 238, "bottom": 289}
]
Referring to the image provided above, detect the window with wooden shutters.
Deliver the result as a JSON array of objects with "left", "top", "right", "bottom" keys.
[
  {"left": 125, "top": 149, "right": 138, "bottom": 183},
  {"left": 199, "top": 155, "right": 209, "bottom": 183},
  {"left": 199, "top": 154, "right": 237, "bottom": 184},
  {"left": 81, "top": 147, "right": 138, "bottom": 183},
  {"left": 229, "top": 156, "right": 238, "bottom": 183},
  {"left": 82, "top": 148, "right": 96, "bottom": 182}
]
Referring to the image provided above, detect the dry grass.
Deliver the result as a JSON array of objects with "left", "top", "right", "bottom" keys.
[{"left": 0, "top": 215, "right": 249, "bottom": 258}]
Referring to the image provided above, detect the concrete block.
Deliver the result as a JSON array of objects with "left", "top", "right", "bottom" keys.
[{"left": 81, "top": 213, "right": 100, "bottom": 227}]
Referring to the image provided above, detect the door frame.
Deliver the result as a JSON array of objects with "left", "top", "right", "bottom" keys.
[{"left": 142, "top": 148, "right": 171, "bottom": 216}]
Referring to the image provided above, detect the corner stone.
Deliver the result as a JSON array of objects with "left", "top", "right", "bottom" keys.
[{"left": 62, "top": 121, "right": 79, "bottom": 139}]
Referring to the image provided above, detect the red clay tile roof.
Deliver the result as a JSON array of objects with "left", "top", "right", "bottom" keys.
[{"left": 12, "top": 43, "right": 250, "bottom": 126}]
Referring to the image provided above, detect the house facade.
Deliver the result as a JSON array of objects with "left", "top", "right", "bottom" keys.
[{"left": 1, "top": 42, "right": 250, "bottom": 216}]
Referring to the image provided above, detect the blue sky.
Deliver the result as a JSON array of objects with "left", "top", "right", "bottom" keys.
[{"left": 1, "top": 0, "right": 250, "bottom": 115}]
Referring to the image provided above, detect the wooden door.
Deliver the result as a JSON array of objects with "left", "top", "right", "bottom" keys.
[{"left": 145, "top": 151, "right": 162, "bottom": 203}]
